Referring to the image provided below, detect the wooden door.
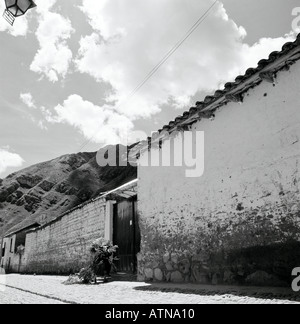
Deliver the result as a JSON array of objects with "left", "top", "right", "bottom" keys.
[{"left": 113, "top": 198, "right": 140, "bottom": 273}]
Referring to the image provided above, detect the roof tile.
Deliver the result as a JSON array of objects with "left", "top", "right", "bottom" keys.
[
  {"left": 204, "top": 95, "right": 215, "bottom": 104},
  {"left": 245, "top": 68, "right": 256, "bottom": 77},
  {"left": 282, "top": 42, "right": 296, "bottom": 52},
  {"left": 224, "top": 82, "right": 235, "bottom": 90},
  {"left": 258, "top": 59, "right": 269, "bottom": 68},
  {"left": 175, "top": 116, "right": 183, "bottom": 123},
  {"left": 268, "top": 51, "right": 280, "bottom": 62},
  {"left": 182, "top": 111, "right": 190, "bottom": 118},
  {"left": 189, "top": 107, "right": 198, "bottom": 116},
  {"left": 214, "top": 90, "right": 226, "bottom": 97},
  {"left": 234, "top": 75, "right": 245, "bottom": 84}
]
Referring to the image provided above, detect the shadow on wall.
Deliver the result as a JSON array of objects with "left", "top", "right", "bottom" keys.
[
  {"left": 138, "top": 241, "right": 300, "bottom": 287},
  {"left": 138, "top": 196, "right": 300, "bottom": 287}
]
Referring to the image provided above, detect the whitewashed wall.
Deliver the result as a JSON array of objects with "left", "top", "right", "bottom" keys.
[{"left": 137, "top": 60, "right": 300, "bottom": 286}]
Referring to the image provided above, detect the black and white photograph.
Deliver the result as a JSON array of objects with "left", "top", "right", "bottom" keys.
[{"left": 0, "top": 0, "right": 300, "bottom": 308}]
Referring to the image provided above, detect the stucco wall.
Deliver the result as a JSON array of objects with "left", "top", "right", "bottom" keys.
[
  {"left": 137, "top": 60, "right": 300, "bottom": 286},
  {"left": 24, "top": 198, "right": 107, "bottom": 274}
]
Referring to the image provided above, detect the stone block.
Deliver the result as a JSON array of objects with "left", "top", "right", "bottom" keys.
[
  {"left": 154, "top": 268, "right": 163, "bottom": 281},
  {"left": 137, "top": 274, "right": 145, "bottom": 282},
  {"left": 223, "top": 270, "right": 235, "bottom": 284},
  {"left": 165, "top": 262, "right": 174, "bottom": 271},
  {"left": 212, "top": 273, "right": 220, "bottom": 285},
  {"left": 152, "top": 261, "right": 159, "bottom": 269},
  {"left": 144, "top": 268, "right": 154, "bottom": 279},
  {"left": 178, "top": 259, "right": 190, "bottom": 275},
  {"left": 166, "top": 272, "right": 171, "bottom": 282},
  {"left": 192, "top": 263, "right": 210, "bottom": 284},
  {"left": 163, "top": 253, "right": 170, "bottom": 263},
  {"left": 171, "top": 253, "right": 178, "bottom": 264},
  {"left": 171, "top": 271, "right": 184, "bottom": 283}
]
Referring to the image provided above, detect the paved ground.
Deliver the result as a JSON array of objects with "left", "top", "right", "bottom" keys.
[
  {"left": 0, "top": 274, "right": 299, "bottom": 304},
  {"left": 0, "top": 286, "right": 65, "bottom": 304}
]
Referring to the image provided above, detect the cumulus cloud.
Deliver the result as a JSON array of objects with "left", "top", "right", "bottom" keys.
[
  {"left": 20, "top": 93, "right": 36, "bottom": 108},
  {"left": 37, "top": 120, "right": 48, "bottom": 130},
  {"left": 20, "top": 94, "right": 49, "bottom": 130},
  {"left": 0, "top": 147, "right": 24, "bottom": 175},
  {"left": 30, "top": 0, "right": 74, "bottom": 82},
  {"left": 35, "top": 0, "right": 57, "bottom": 14},
  {"left": 46, "top": 95, "right": 134, "bottom": 145},
  {"left": 77, "top": 0, "right": 296, "bottom": 120},
  {"left": 4, "top": 0, "right": 295, "bottom": 147},
  {"left": 241, "top": 33, "right": 296, "bottom": 71}
]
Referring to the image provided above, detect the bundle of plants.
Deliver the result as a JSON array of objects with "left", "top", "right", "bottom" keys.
[
  {"left": 77, "top": 238, "right": 119, "bottom": 284},
  {"left": 90, "top": 238, "right": 119, "bottom": 277}
]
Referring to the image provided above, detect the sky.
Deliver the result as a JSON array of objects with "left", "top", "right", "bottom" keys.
[{"left": 0, "top": 0, "right": 299, "bottom": 178}]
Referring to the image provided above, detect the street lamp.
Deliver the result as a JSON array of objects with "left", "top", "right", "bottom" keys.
[{"left": 3, "top": 0, "right": 37, "bottom": 26}]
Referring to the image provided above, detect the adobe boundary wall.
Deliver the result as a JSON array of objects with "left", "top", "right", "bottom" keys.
[{"left": 23, "top": 198, "right": 107, "bottom": 274}]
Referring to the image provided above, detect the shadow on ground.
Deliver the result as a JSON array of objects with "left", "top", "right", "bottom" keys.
[
  {"left": 111, "top": 273, "right": 138, "bottom": 282},
  {"left": 133, "top": 283, "right": 300, "bottom": 302}
]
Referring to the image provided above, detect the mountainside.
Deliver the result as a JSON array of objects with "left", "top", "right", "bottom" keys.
[{"left": 0, "top": 146, "right": 137, "bottom": 237}]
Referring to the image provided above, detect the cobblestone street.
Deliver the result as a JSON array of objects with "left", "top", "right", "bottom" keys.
[
  {"left": 0, "top": 286, "right": 65, "bottom": 304},
  {"left": 0, "top": 275, "right": 299, "bottom": 304}
]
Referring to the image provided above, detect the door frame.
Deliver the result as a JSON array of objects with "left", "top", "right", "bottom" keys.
[{"left": 112, "top": 196, "right": 140, "bottom": 273}]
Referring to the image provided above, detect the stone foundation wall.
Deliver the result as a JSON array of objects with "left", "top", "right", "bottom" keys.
[{"left": 137, "top": 60, "right": 300, "bottom": 286}]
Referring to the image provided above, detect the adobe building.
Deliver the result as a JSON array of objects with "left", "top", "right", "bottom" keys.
[
  {"left": 136, "top": 34, "right": 300, "bottom": 286},
  {"left": 0, "top": 223, "right": 40, "bottom": 273}
]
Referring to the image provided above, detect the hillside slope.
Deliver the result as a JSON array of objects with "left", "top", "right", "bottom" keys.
[{"left": 0, "top": 146, "right": 137, "bottom": 237}]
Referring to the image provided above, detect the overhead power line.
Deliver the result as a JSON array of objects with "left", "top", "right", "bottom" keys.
[
  {"left": 78, "top": 0, "right": 218, "bottom": 152},
  {"left": 124, "top": 0, "right": 219, "bottom": 103}
]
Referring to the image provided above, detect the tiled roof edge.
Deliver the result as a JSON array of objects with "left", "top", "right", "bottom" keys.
[
  {"left": 4, "top": 223, "right": 40, "bottom": 238},
  {"left": 139, "top": 33, "right": 300, "bottom": 148}
]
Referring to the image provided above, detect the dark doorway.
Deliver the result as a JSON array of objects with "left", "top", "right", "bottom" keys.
[
  {"left": 113, "top": 197, "right": 140, "bottom": 273},
  {"left": 1, "top": 243, "right": 6, "bottom": 260},
  {"left": 7, "top": 257, "right": 11, "bottom": 273},
  {"left": 15, "top": 232, "right": 26, "bottom": 252}
]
